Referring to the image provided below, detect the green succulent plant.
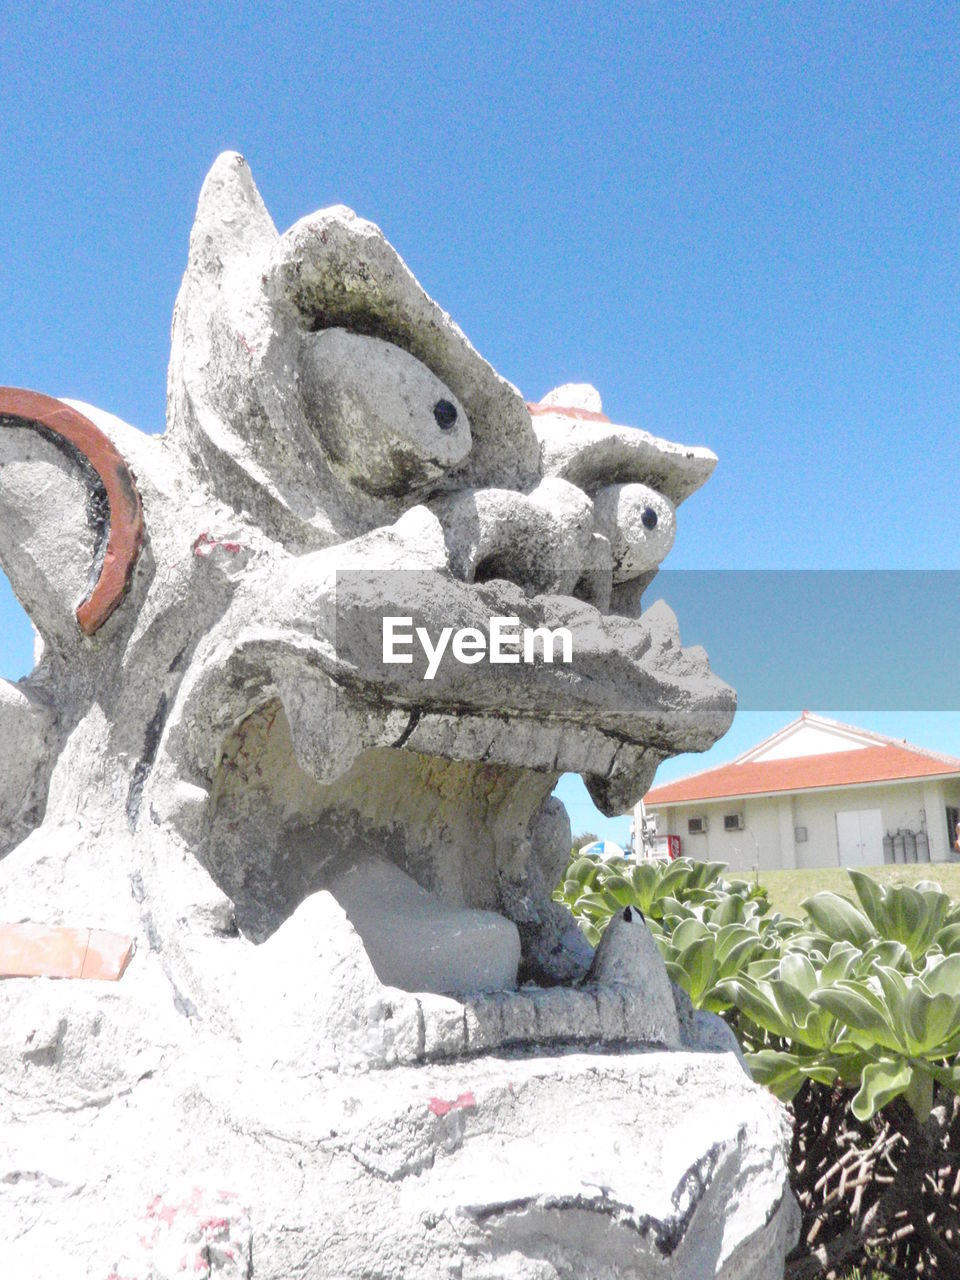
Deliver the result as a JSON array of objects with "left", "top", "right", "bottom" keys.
[
  {"left": 801, "top": 870, "right": 957, "bottom": 962},
  {"left": 651, "top": 916, "right": 769, "bottom": 1012},
  {"left": 553, "top": 855, "right": 729, "bottom": 946},
  {"left": 553, "top": 852, "right": 960, "bottom": 1125}
]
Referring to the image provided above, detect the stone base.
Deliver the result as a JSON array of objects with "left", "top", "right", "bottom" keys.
[{"left": 0, "top": 975, "right": 797, "bottom": 1280}]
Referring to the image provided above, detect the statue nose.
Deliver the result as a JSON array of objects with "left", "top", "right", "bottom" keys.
[
  {"left": 431, "top": 471, "right": 678, "bottom": 613},
  {"left": 430, "top": 478, "right": 599, "bottom": 599},
  {"left": 516, "top": 384, "right": 717, "bottom": 611},
  {"left": 427, "top": 387, "right": 712, "bottom": 610}
]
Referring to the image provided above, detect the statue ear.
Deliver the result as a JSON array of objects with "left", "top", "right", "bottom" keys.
[
  {"left": 181, "top": 151, "right": 277, "bottom": 282},
  {"left": 0, "top": 389, "right": 144, "bottom": 652}
]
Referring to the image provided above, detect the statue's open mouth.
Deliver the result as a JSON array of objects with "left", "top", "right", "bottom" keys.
[
  {"left": 198, "top": 712, "right": 692, "bottom": 1062},
  {"left": 172, "top": 519, "right": 735, "bottom": 1012}
]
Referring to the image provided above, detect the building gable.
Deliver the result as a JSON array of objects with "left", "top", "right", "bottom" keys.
[{"left": 739, "top": 713, "right": 881, "bottom": 763}]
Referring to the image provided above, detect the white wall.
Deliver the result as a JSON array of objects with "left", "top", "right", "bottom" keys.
[
  {"left": 745, "top": 718, "right": 878, "bottom": 761},
  {"left": 649, "top": 779, "right": 960, "bottom": 871},
  {"left": 652, "top": 797, "right": 782, "bottom": 873}
]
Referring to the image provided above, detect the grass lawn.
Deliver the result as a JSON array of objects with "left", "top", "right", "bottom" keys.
[{"left": 751, "top": 861, "right": 960, "bottom": 920}]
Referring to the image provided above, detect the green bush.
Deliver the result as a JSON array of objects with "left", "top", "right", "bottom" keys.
[
  {"left": 555, "top": 855, "right": 960, "bottom": 1122},
  {"left": 553, "top": 854, "right": 960, "bottom": 1276}
]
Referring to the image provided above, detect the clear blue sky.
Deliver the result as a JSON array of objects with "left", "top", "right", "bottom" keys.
[{"left": 2, "top": 3, "right": 959, "bottom": 844}]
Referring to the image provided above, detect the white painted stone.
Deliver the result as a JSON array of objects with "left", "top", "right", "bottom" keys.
[
  {"left": 109, "top": 1185, "right": 253, "bottom": 1279},
  {"left": 594, "top": 481, "right": 678, "bottom": 582},
  {"left": 299, "top": 327, "right": 472, "bottom": 496},
  {"left": 0, "top": 680, "right": 50, "bottom": 854},
  {"left": 327, "top": 854, "right": 521, "bottom": 995},
  {"left": 0, "top": 153, "right": 792, "bottom": 1279},
  {"left": 588, "top": 908, "right": 682, "bottom": 1045},
  {"left": 0, "top": 425, "right": 94, "bottom": 657},
  {"left": 539, "top": 382, "right": 604, "bottom": 413},
  {"left": 535, "top": 413, "right": 717, "bottom": 506}
]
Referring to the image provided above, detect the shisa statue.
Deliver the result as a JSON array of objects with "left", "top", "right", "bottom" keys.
[{"left": 0, "top": 154, "right": 796, "bottom": 1278}]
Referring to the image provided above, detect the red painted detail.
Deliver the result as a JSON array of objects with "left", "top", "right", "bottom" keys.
[
  {"left": 193, "top": 531, "right": 245, "bottom": 557},
  {"left": 0, "top": 387, "right": 144, "bottom": 635},
  {"left": 527, "top": 401, "right": 611, "bottom": 423},
  {"left": 0, "top": 922, "right": 134, "bottom": 981},
  {"left": 428, "top": 1090, "right": 476, "bottom": 1117}
]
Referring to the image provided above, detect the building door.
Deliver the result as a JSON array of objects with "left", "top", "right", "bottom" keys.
[
  {"left": 836, "top": 809, "right": 883, "bottom": 867},
  {"left": 947, "top": 806, "right": 960, "bottom": 856}
]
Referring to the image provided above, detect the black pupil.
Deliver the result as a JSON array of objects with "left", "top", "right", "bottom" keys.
[
  {"left": 434, "top": 400, "right": 457, "bottom": 429},
  {"left": 641, "top": 506, "right": 658, "bottom": 530}
]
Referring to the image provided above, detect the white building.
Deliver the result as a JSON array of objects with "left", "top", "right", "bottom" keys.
[{"left": 638, "top": 713, "right": 960, "bottom": 871}]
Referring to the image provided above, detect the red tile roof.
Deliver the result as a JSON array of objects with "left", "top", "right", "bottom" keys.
[{"left": 645, "top": 743, "right": 960, "bottom": 806}]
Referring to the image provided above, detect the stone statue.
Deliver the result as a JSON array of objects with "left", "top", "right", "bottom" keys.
[{"left": 0, "top": 154, "right": 796, "bottom": 1278}]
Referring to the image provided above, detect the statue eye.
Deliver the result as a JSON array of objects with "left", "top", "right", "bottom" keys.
[
  {"left": 433, "top": 400, "right": 458, "bottom": 429},
  {"left": 641, "top": 507, "right": 658, "bottom": 531}
]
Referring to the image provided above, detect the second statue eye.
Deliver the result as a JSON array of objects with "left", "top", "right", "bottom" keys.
[
  {"left": 641, "top": 507, "right": 658, "bottom": 530},
  {"left": 434, "top": 400, "right": 458, "bottom": 429}
]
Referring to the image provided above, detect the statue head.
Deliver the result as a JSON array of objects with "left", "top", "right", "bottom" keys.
[{"left": 0, "top": 151, "right": 735, "bottom": 1062}]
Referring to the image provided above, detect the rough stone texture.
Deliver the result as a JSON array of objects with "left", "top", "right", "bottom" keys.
[
  {"left": 538, "top": 381, "right": 605, "bottom": 415},
  {"left": 672, "top": 979, "right": 751, "bottom": 1073},
  {"left": 0, "top": 387, "right": 145, "bottom": 637},
  {"left": 327, "top": 855, "right": 522, "bottom": 995},
  {"left": 0, "top": 678, "right": 50, "bottom": 852},
  {"left": 108, "top": 1186, "right": 253, "bottom": 1279},
  {"left": 593, "top": 481, "right": 678, "bottom": 583},
  {"left": 588, "top": 908, "right": 682, "bottom": 1046},
  {"left": 534, "top": 405, "right": 718, "bottom": 507},
  {"left": 0, "top": 153, "right": 795, "bottom": 1277},
  {"left": 299, "top": 327, "right": 473, "bottom": 496}
]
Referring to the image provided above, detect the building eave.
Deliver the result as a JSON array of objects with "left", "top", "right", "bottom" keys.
[{"left": 646, "top": 769, "right": 960, "bottom": 810}]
